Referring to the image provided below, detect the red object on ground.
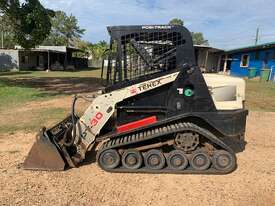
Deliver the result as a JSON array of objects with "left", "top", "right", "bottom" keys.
[{"left": 117, "top": 116, "right": 157, "bottom": 133}]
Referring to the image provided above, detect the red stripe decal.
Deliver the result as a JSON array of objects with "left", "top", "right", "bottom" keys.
[{"left": 117, "top": 116, "right": 157, "bottom": 133}]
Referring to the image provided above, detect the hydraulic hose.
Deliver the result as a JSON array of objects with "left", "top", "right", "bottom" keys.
[
  {"left": 63, "top": 95, "right": 78, "bottom": 147},
  {"left": 63, "top": 94, "right": 94, "bottom": 147}
]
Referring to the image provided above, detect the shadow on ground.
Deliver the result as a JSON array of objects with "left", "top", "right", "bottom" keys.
[
  {"left": 0, "top": 76, "right": 104, "bottom": 95},
  {"left": 0, "top": 71, "right": 33, "bottom": 76}
]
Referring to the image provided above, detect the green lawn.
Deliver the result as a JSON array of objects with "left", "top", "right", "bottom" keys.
[
  {"left": 0, "top": 107, "right": 68, "bottom": 134},
  {"left": 0, "top": 80, "right": 70, "bottom": 133},
  {"left": 0, "top": 68, "right": 103, "bottom": 109},
  {"left": 0, "top": 80, "right": 51, "bottom": 110},
  {"left": 245, "top": 79, "right": 275, "bottom": 112},
  {"left": 0, "top": 68, "right": 102, "bottom": 134},
  {"left": 0, "top": 68, "right": 102, "bottom": 78}
]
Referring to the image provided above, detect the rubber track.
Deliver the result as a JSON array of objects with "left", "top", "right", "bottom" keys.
[{"left": 97, "top": 122, "right": 237, "bottom": 174}]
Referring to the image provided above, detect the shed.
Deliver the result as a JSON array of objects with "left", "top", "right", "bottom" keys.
[
  {"left": 194, "top": 45, "right": 224, "bottom": 73},
  {"left": 225, "top": 42, "right": 275, "bottom": 78},
  {"left": 0, "top": 46, "right": 88, "bottom": 71}
]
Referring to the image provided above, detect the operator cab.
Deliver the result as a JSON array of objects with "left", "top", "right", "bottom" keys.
[{"left": 101, "top": 25, "right": 196, "bottom": 92}]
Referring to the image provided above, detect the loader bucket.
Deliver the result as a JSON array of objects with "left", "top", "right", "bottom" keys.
[{"left": 23, "top": 129, "right": 66, "bottom": 171}]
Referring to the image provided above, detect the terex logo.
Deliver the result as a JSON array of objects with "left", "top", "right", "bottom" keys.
[{"left": 138, "top": 79, "right": 161, "bottom": 91}]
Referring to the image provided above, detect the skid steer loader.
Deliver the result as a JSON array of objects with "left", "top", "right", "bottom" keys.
[{"left": 23, "top": 25, "right": 248, "bottom": 174}]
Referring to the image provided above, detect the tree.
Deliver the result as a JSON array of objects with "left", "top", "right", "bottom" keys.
[
  {"left": 0, "top": 14, "right": 15, "bottom": 48},
  {"left": 43, "top": 11, "right": 85, "bottom": 47},
  {"left": 75, "top": 40, "right": 109, "bottom": 60},
  {"left": 90, "top": 41, "right": 109, "bottom": 60},
  {"left": 169, "top": 18, "right": 184, "bottom": 26},
  {"left": 75, "top": 39, "right": 92, "bottom": 57},
  {"left": 0, "top": 0, "right": 53, "bottom": 48},
  {"left": 192, "top": 32, "right": 209, "bottom": 45},
  {"left": 168, "top": 18, "right": 208, "bottom": 45}
]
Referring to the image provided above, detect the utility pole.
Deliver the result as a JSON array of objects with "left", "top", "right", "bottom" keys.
[
  {"left": 255, "top": 27, "right": 259, "bottom": 45},
  {"left": 0, "top": 13, "right": 3, "bottom": 48},
  {"left": 1, "top": 31, "right": 3, "bottom": 49}
]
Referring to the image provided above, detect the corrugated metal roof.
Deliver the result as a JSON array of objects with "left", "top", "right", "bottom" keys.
[
  {"left": 225, "top": 41, "right": 275, "bottom": 54},
  {"left": 194, "top": 45, "right": 224, "bottom": 52},
  {"left": 14, "top": 45, "right": 81, "bottom": 53}
]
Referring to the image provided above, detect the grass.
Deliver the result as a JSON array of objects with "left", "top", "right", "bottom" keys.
[
  {"left": 0, "top": 107, "right": 69, "bottom": 134},
  {"left": 0, "top": 68, "right": 101, "bottom": 134},
  {"left": 0, "top": 68, "right": 102, "bottom": 78},
  {"left": 0, "top": 80, "right": 52, "bottom": 110},
  {"left": 0, "top": 68, "right": 103, "bottom": 110},
  {"left": 245, "top": 79, "right": 275, "bottom": 112}
]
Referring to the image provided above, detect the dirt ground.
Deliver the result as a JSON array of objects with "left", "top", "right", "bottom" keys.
[{"left": 0, "top": 111, "right": 275, "bottom": 206}]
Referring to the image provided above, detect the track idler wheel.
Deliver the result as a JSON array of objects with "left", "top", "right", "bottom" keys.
[
  {"left": 166, "top": 150, "right": 189, "bottom": 170},
  {"left": 122, "top": 150, "right": 143, "bottom": 170},
  {"left": 212, "top": 150, "right": 236, "bottom": 172},
  {"left": 98, "top": 149, "right": 120, "bottom": 170},
  {"left": 144, "top": 149, "right": 165, "bottom": 170},
  {"left": 190, "top": 150, "right": 211, "bottom": 171}
]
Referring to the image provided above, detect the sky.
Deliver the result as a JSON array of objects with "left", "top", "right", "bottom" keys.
[{"left": 40, "top": 0, "right": 275, "bottom": 50}]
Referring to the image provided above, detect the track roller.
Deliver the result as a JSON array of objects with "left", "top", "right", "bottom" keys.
[
  {"left": 144, "top": 149, "right": 165, "bottom": 170},
  {"left": 166, "top": 150, "right": 189, "bottom": 170},
  {"left": 212, "top": 150, "right": 236, "bottom": 172},
  {"left": 122, "top": 150, "right": 143, "bottom": 170},
  {"left": 190, "top": 150, "right": 211, "bottom": 171},
  {"left": 98, "top": 149, "right": 120, "bottom": 170}
]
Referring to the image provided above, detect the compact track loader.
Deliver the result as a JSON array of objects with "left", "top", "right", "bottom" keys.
[{"left": 23, "top": 25, "right": 248, "bottom": 174}]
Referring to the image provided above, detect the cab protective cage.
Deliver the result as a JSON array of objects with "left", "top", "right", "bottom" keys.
[{"left": 103, "top": 25, "right": 195, "bottom": 89}]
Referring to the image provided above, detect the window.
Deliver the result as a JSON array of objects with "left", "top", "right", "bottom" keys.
[
  {"left": 264, "top": 52, "right": 270, "bottom": 64},
  {"left": 21, "top": 55, "right": 29, "bottom": 64},
  {"left": 240, "top": 54, "right": 249, "bottom": 67}
]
